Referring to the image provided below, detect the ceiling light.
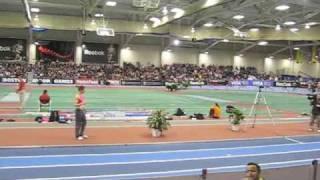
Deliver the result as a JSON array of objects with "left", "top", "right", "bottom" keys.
[
  {"left": 258, "top": 41, "right": 268, "bottom": 46},
  {"left": 150, "top": 17, "right": 161, "bottom": 27},
  {"left": 294, "top": 47, "right": 300, "bottom": 50},
  {"left": 222, "top": 39, "right": 229, "bottom": 42},
  {"left": 162, "top": 16, "right": 169, "bottom": 22},
  {"left": 136, "top": 33, "right": 143, "bottom": 36},
  {"left": 33, "top": 14, "right": 39, "bottom": 21},
  {"left": 204, "top": 51, "right": 208, "bottom": 54},
  {"left": 143, "top": 24, "right": 148, "bottom": 29},
  {"left": 162, "top": 7, "right": 168, "bottom": 15},
  {"left": 305, "top": 24, "right": 310, "bottom": 29},
  {"left": 275, "top": 5, "right": 290, "bottom": 11},
  {"left": 106, "top": 1, "right": 117, "bottom": 6},
  {"left": 82, "top": 44, "right": 86, "bottom": 48},
  {"left": 275, "top": 24, "right": 281, "bottom": 31},
  {"left": 306, "top": 22, "right": 317, "bottom": 26},
  {"left": 283, "top": 21, "right": 295, "bottom": 26},
  {"left": 290, "top": 28, "right": 299, "bottom": 32},
  {"left": 91, "top": 20, "right": 96, "bottom": 25},
  {"left": 250, "top": 28, "right": 259, "bottom": 32},
  {"left": 150, "top": 17, "right": 160, "bottom": 22},
  {"left": 203, "top": 22, "right": 213, "bottom": 27},
  {"left": 30, "top": 8, "right": 40, "bottom": 13},
  {"left": 173, "top": 39, "right": 180, "bottom": 46},
  {"left": 171, "top": 8, "right": 185, "bottom": 18},
  {"left": 183, "top": 35, "right": 190, "bottom": 39},
  {"left": 233, "top": 15, "right": 244, "bottom": 20},
  {"left": 191, "top": 27, "right": 195, "bottom": 33},
  {"left": 94, "top": 13, "right": 104, "bottom": 17}
]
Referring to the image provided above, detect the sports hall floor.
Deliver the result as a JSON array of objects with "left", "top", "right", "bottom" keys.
[{"left": 0, "top": 85, "right": 319, "bottom": 179}]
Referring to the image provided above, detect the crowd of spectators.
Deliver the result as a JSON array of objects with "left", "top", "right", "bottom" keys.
[{"left": 0, "top": 61, "right": 281, "bottom": 83}]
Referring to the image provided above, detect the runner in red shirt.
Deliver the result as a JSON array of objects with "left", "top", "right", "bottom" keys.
[{"left": 16, "top": 76, "right": 26, "bottom": 108}]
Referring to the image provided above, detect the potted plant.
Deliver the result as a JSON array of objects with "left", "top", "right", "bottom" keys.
[
  {"left": 146, "top": 110, "right": 170, "bottom": 137},
  {"left": 226, "top": 105, "right": 245, "bottom": 131}
]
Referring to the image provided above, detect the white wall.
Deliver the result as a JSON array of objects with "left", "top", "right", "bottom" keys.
[
  {"left": 120, "top": 45, "right": 161, "bottom": 66},
  {"left": 264, "top": 57, "right": 320, "bottom": 77},
  {"left": 118, "top": 44, "right": 320, "bottom": 77},
  {"left": 233, "top": 53, "right": 265, "bottom": 72},
  {"left": 161, "top": 47, "right": 198, "bottom": 65},
  {"left": 199, "top": 50, "right": 233, "bottom": 66}
]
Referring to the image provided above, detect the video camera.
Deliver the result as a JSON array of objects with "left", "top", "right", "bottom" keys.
[
  {"left": 258, "top": 85, "right": 264, "bottom": 92},
  {"left": 307, "top": 94, "right": 317, "bottom": 106}
]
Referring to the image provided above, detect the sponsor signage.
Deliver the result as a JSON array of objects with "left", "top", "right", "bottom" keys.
[
  {"left": 1, "top": 78, "right": 20, "bottom": 83},
  {"left": 82, "top": 43, "right": 118, "bottom": 64},
  {"left": 32, "top": 79, "right": 51, "bottom": 84},
  {"left": 75, "top": 79, "right": 99, "bottom": 85},
  {"left": 53, "top": 79, "right": 74, "bottom": 84},
  {"left": 36, "top": 40, "right": 74, "bottom": 62},
  {"left": 142, "top": 81, "right": 163, "bottom": 86},
  {"left": 108, "top": 80, "right": 120, "bottom": 85},
  {"left": 275, "top": 82, "right": 296, "bottom": 87},
  {"left": 83, "top": 49, "right": 105, "bottom": 56},
  {"left": 0, "top": 38, "right": 26, "bottom": 61},
  {"left": 121, "top": 80, "right": 142, "bottom": 86},
  {"left": 189, "top": 81, "right": 205, "bottom": 86},
  {"left": 231, "top": 80, "right": 274, "bottom": 87}
]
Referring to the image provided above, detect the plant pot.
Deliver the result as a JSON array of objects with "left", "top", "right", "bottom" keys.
[
  {"left": 151, "top": 128, "right": 162, "bottom": 137},
  {"left": 231, "top": 124, "right": 240, "bottom": 131}
]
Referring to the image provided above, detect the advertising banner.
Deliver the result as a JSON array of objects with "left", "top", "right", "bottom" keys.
[
  {"left": 36, "top": 41, "right": 74, "bottom": 62},
  {"left": 32, "top": 78, "right": 51, "bottom": 84},
  {"left": 121, "top": 80, "right": 142, "bottom": 86},
  {"left": 231, "top": 80, "right": 274, "bottom": 87},
  {"left": 0, "top": 38, "right": 26, "bottom": 61},
  {"left": 82, "top": 43, "right": 119, "bottom": 64},
  {"left": 53, "top": 79, "right": 74, "bottom": 84},
  {"left": 142, "top": 81, "right": 163, "bottom": 86},
  {"left": 1, "top": 77, "right": 23, "bottom": 83},
  {"left": 75, "top": 79, "right": 99, "bottom": 85}
]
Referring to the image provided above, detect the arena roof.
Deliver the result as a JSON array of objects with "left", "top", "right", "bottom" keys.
[{"left": 0, "top": 0, "right": 320, "bottom": 55}]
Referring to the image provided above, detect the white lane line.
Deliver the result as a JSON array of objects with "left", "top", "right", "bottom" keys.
[
  {"left": 184, "top": 95, "right": 232, "bottom": 103},
  {"left": 18, "top": 158, "right": 320, "bottom": 180},
  {"left": 0, "top": 134, "right": 318, "bottom": 150},
  {"left": 285, "top": 136, "right": 303, "bottom": 144},
  {"left": 2, "top": 141, "right": 320, "bottom": 159},
  {"left": 1, "top": 148, "right": 320, "bottom": 170}
]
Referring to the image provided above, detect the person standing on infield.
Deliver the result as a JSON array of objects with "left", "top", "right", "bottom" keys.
[
  {"left": 75, "top": 86, "right": 88, "bottom": 140},
  {"left": 16, "top": 75, "right": 26, "bottom": 109}
]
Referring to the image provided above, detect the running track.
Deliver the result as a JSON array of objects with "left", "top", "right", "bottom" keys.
[{"left": 0, "top": 135, "right": 320, "bottom": 180}]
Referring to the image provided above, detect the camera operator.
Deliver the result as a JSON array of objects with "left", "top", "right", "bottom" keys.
[{"left": 309, "top": 82, "right": 320, "bottom": 132}]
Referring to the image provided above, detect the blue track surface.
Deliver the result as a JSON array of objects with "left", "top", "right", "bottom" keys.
[{"left": 0, "top": 135, "right": 320, "bottom": 180}]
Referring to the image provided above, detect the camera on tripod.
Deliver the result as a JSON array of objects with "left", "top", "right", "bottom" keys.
[
  {"left": 307, "top": 94, "right": 317, "bottom": 106},
  {"left": 258, "top": 85, "right": 264, "bottom": 92}
]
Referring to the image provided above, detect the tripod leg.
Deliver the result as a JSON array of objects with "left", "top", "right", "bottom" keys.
[
  {"left": 249, "top": 92, "right": 259, "bottom": 116},
  {"left": 262, "top": 95, "right": 276, "bottom": 126},
  {"left": 249, "top": 92, "right": 260, "bottom": 128}
]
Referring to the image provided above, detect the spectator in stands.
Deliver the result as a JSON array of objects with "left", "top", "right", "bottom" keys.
[
  {"left": 16, "top": 75, "right": 26, "bottom": 109},
  {"left": 39, "top": 89, "right": 50, "bottom": 104},
  {"left": 75, "top": 86, "right": 88, "bottom": 140},
  {"left": 209, "top": 103, "right": 221, "bottom": 119},
  {"left": 244, "top": 162, "right": 264, "bottom": 180}
]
